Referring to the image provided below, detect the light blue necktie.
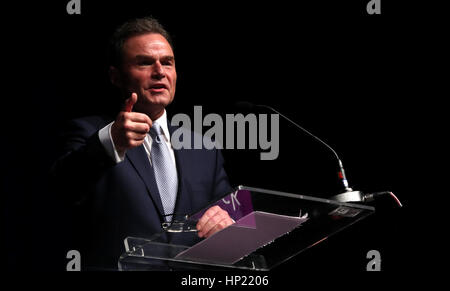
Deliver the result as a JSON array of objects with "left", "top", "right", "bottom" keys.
[{"left": 149, "top": 123, "right": 178, "bottom": 222}]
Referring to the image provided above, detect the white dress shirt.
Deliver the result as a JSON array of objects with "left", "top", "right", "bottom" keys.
[{"left": 98, "top": 110, "right": 177, "bottom": 169}]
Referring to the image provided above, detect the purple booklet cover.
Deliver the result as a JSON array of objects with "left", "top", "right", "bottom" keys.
[{"left": 175, "top": 211, "right": 307, "bottom": 265}]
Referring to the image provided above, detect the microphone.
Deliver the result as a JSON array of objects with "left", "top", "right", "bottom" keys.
[
  {"left": 235, "top": 101, "right": 402, "bottom": 207},
  {"left": 235, "top": 101, "right": 352, "bottom": 192}
]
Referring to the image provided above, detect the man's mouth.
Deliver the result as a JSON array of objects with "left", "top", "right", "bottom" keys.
[{"left": 148, "top": 83, "right": 168, "bottom": 92}]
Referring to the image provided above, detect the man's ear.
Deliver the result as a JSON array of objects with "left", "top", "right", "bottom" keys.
[{"left": 109, "top": 66, "right": 122, "bottom": 88}]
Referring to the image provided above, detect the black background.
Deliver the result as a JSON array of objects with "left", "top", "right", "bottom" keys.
[{"left": 2, "top": 0, "right": 444, "bottom": 282}]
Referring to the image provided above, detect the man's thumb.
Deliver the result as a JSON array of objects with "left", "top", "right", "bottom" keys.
[{"left": 124, "top": 93, "right": 137, "bottom": 112}]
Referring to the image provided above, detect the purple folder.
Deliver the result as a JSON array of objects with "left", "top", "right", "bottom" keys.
[{"left": 175, "top": 211, "right": 308, "bottom": 264}]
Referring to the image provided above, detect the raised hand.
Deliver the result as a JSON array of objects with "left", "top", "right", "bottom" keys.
[{"left": 111, "top": 93, "right": 153, "bottom": 156}]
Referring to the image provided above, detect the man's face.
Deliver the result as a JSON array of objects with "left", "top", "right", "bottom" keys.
[{"left": 113, "top": 33, "right": 177, "bottom": 117}]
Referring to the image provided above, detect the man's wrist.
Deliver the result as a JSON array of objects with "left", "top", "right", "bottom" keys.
[{"left": 98, "top": 122, "right": 125, "bottom": 163}]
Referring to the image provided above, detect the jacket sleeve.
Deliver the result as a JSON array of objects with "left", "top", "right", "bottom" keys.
[
  {"left": 50, "top": 116, "right": 116, "bottom": 204},
  {"left": 211, "top": 148, "right": 234, "bottom": 200}
]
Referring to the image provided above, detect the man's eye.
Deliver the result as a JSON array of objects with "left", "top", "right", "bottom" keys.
[{"left": 138, "top": 62, "right": 152, "bottom": 66}]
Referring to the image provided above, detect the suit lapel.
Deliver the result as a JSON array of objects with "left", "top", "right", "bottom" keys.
[{"left": 126, "top": 146, "right": 165, "bottom": 218}]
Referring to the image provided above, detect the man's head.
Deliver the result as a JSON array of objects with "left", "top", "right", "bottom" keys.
[{"left": 109, "top": 17, "right": 177, "bottom": 119}]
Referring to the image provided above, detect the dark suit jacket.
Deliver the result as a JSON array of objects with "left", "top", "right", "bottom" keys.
[{"left": 51, "top": 115, "right": 233, "bottom": 270}]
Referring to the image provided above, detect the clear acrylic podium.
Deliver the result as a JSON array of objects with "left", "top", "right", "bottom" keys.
[{"left": 118, "top": 186, "right": 375, "bottom": 271}]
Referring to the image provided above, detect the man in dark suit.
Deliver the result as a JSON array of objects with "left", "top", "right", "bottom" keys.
[{"left": 51, "top": 17, "right": 234, "bottom": 270}]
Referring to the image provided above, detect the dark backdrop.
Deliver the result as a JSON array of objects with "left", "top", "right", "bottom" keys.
[{"left": 3, "top": 0, "right": 435, "bottom": 277}]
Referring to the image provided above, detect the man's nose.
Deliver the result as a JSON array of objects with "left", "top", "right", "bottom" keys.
[{"left": 151, "top": 61, "right": 165, "bottom": 79}]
